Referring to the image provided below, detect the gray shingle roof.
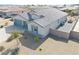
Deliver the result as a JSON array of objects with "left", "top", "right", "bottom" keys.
[
  {"left": 15, "top": 7, "right": 68, "bottom": 27},
  {"left": 33, "top": 8, "right": 68, "bottom": 27}
]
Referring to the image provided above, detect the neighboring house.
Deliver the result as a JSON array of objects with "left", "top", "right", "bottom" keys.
[
  {"left": 0, "top": 7, "right": 30, "bottom": 18},
  {"left": 13, "top": 8, "right": 68, "bottom": 38}
]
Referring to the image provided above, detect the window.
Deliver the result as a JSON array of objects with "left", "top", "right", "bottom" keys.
[
  {"left": 34, "top": 26, "right": 38, "bottom": 31},
  {"left": 31, "top": 25, "right": 38, "bottom": 34}
]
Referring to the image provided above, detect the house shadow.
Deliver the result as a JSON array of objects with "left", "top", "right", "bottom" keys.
[
  {"left": 49, "top": 34, "right": 79, "bottom": 43},
  {"left": 69, "top": 37, "right": 79, "bottom": 43},
  {"left": 48, "top": 34, "right": 69, "bottom": 43},
  {"left": 19, "top": 32, "right": 47, "bottom": 50}
]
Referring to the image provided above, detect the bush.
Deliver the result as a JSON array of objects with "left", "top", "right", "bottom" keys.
[
  {"left": 0, "top": 25, "right": 3, "bottom": 28},
  {"left": 34, "top": 36, "right": 40, "bottom": 43},
  {"left": 11, "top": 32, "right": 19, "bottom": 39},
  {"left": 69, "top": 11, "right": 75, "bottom": 16},
  {"left": 6, "top": 32, "right": 20, "bottom": 42},
  {"left": 11, "top": 48, "right": 19, "bottom": 55},
  {"left": 63, "top": 9, "right": 72, "bottom": 13},
  {"left": 5, "top": 22, "right": 8, "bottom": 26},
  {"left": 39, "top": 48, "right": 42, "bottom": 51},
  {"left": 1, "top": 48, "right": 19, "bottom": 55},
  {"left": 64, "top": 9, "right": 78, "bottom": 16},
  {"left": 0, "top": 46, "right": 5, "bottom": 52}
]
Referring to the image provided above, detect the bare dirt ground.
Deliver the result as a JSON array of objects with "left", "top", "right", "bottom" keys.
[
  {"left": 1, "top": 35, "right": 79, "bottom": 55},
  {"left": 17, "top": 38, "right": 79, "bottom": 55},
  {"left": 18, "top": 35, "right": 79, "bottom": 55}
]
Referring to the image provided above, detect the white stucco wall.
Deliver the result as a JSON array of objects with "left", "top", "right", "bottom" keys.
[
  {"left": 69, "top": 31, "right": 79, "bottom": 39},
  {"left": 50, "top": 29, "right": 69, "bottom": 39},
  {"left": 28, "top": 21, "right": 50, "bottom": 37}
]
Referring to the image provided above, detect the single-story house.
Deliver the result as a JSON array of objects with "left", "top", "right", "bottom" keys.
[{"left": 13, "top": 7, "right": 68, "bottom": 38}]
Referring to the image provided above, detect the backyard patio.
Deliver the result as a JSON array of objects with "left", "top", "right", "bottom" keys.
[{"left": 19, "top": 31, "right": 47, "bottom": 50}]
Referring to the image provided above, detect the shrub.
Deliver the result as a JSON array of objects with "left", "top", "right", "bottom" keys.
[
  {"left": 0, "top": 46, "right": 5, "bottom": 52},
  {"left": 6, "top": 32, "right": 20, "bottom": 42},
  {"left": 63, "top": 9, "right": 72, "bottom": 14},
  {"left": 11, "top": 32, "right": 19, "bottom": 39},
  {"left": 5, "top": 22, "right": 8, "bottom": 26},
  {"left": 1, "top": 48, "right": 19, "bottom": 55},
  {"left": 63, "top": 9, "right": 78, "bottom": 16},
  {"left": 11, "top": 48, "right": 19, "bottom": 55},
  {"left": 34, "top": 36, "right": 40, "bottom": 43},
  {"left": 39, "top": 48, "right": 42, "bottom": 51},
  {"left": 0, "top": 25, "right": 3, "bottom": 28}
]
